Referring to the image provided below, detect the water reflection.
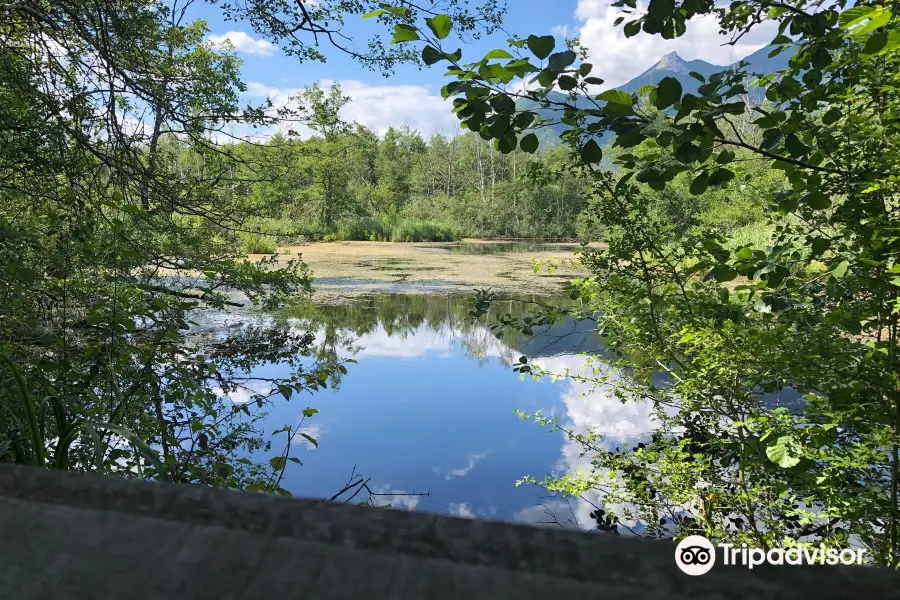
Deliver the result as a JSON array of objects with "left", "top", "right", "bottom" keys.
[{"left": 247, "top": 293, "right": 655, "bottom": 527}]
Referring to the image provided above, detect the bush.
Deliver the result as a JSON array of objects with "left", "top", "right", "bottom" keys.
[
  {"left": 389, "top": 219, "right": 462, "bottom": 242},
  {"left": 239, "top": 232, "right": 277, "bottom": 254},
  {"left": 234, "top": 216, "right": 465, "bottom": 247},
  {"left": 322, "top": 218, "right": 464, "bottom": 242}
]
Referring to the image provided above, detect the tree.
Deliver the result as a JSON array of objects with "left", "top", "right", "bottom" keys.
[
  {"left": 0, "top": 0, "right": 504, "bottom": 494},
  {"left": 401, "top": 0, "right": 900, "bottom": 565},
  {"left": 292, "top": 83, "right": 359, "bottom": 227}
]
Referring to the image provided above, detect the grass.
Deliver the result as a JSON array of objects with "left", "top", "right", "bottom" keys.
[
  {"left": 239, "top": 232, "right": 278, "bottom": 254},
  {"left": 724, "top": 221, "right": 775, "bottom": 251},
  {"left": 235, "top": 217, "right": 466, "bottom": 251}
]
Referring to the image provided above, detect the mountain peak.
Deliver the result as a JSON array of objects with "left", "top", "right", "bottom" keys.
[{"left": 656, "top": 51, "right": 685, "bottom": 69}]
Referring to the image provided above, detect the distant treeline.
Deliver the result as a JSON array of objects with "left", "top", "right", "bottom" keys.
[{"left": 208, "top": 84, "right": 593, "bottom": 250}]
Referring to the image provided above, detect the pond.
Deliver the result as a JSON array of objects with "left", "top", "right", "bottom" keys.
[{"left": 205, "top": 292, "right": 656, "bottom": 528}]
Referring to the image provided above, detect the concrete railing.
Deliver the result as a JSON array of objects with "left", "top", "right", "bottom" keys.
[{"left": 1, "top": 465, "right": 898, "bottom": 599}]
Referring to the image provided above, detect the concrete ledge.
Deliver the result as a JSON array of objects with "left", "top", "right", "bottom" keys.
[{"left": 1, "top": 466, "right": 897, "bottom": 599}]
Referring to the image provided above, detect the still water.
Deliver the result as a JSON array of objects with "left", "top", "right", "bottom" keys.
[{"left": 212, "top": 293, "right": 654, "bottom": 528}]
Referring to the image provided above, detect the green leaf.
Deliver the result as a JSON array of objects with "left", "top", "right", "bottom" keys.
[
  {"left": 81, "top": 423, "right": 106, "bottom": 472},
  {"left": 839, "top": 5, "right": 875, "bottom": 29},
  {"left": 269, "top": 456, "right": 287, "bottom": 470},
  {"left": 709, "top": 168, "right": 735, "bottom": 187},
  {"left": 581, "top": 139, "right": 603, "bottom": 163},
  {"left": 383, "top": 6, "right": 410, "bottom": 17},
  {"left": 654, "top": 76, "right": 682, "bottom": 109},
  {"left": 302, "top": 407, "right": 319, "bottom": 418},
  {"left": 810, "top": 237, "right": 831, "bottom": 256},
  {"left": 92, "top": 422, "right": 168, "bottom": 481},
  {"left": 520, "top": 133, "right": 539, "bottom": 153},
  {"left": 784, "top": 133, "right": 808, "bottom": 157},
  {"left": 690, "top": 172, "right": 709, "bottom": 195},
  {"left": 766, "top": 436, "right": 800, "bottom": 468},
  {"left": 537, "top": 69, "right": 558, "bottom": 87},
  {"left": 362, "top": 9, "right": 385, "bottom": 19},
  {"left": 811, "top": 47, "right": 831, "bottom": 70},
  {"left": 734, "top": 246, "right": 753, "bottom": 260},
  {"left": 760, "top": 130, "right": 783, "bottom": 150},
  {"left": 425, "top": 15, "right": 453, "bottom": 40},
  {"left": 422, "top": 46, "right": 444, "bottom": 65},
  {"left": 861, "top": 31, "right": 888, "bottom": 56},
  {"left": 778, "top": 76, "right": 803, "bottom": 98},
  {"left": 716, "top": 149, "right": 736, "bottom": 164},
  {"left": 831, "top": 260, "right": 850, "bottom": 278},
  {"left": 485, "top": 49, "right": 513, "bottom": 60},
  {"left": 821, "top": 109, "right": 841, "bottom": 125},
  {"left": 851, "top": 8, "right": 891, "bottom": 36},
  {"left": 548, "top": 50, "right": 577, "bottom": 71},
  {"left": 391, "top": 24, "right": 420, "bottom": 44},
  {"left": 675, "top": 142, "right": 702, "bottom": 163},
  {"left": 495, "top": 134, "right": 516, "bottom": 154},
  {"left": 635, "top": 167, "right": 660, "bottom": 183},
  {"left": 300, "top": 433, "right": 318, "bottom": 448},
  {"left": 597, "top": 89, "right": 632, "bottom": 105},
  {"left": 558, "top": 75, "right": 577, "bottom": 90},
  {"left": 713, "top": 265, "right": 737, "bottom": 282},
  {"left": 526, "top": 35, "right": 555, "bottom": 60},
  {"left": 277, "top": 384, "right": 292, "bottom": 400},
  {"left": 804, "top": 192, "right": 832, "bottom": 210},
  {"left": 0, "top": 354, "right": 43, "bottom": 467}
]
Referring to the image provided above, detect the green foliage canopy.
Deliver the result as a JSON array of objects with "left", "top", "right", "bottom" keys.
[{"left": 406, "top": 0, "right": 900, "bottom": 566}]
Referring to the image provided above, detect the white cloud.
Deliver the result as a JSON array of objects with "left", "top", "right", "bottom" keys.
[
  {"left": 524, "top": 354, "right": 660, "bottom": 529},
  {"left": 292, "top": 424, "right": 322, "bottom": 450},
  {"left": 245, "top": 79, "right": 459, "bottom": 137},
  {"left": 370, "top": 486, "right": 423, "bottom": 510},
  {"left": 448, "top": 502, "right": 476, "bottom": 518},
  {"left": 289, "top": 320, "right": 510, "bottom": 359},
  {"left": 552, "top": 25, "right": 571, "bottom": 39},
  {"left": 443, "top": 451, "right": 490, "bottom": 480},
  {"left": 572, "top": 0, "right": 778, "bottom": 88},
  {"left": 513, "top": 501, "right": 582, "bottom": 528},
  {"left": 211, "top": 380, "right": 272, "bottom": 404},
  {"left": 353, "top": 329, "right": 456, "bottom": 359},
  {"left": 208, "top": 31, "right": 276, "bottom": 57}
]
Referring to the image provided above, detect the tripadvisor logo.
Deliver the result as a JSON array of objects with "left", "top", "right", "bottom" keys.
[
  {"left": 675, "top": 536, "right": 717, "bottom": 576},
  {"left": 674, "top": 536, "right": 866, "bottom": 576}
]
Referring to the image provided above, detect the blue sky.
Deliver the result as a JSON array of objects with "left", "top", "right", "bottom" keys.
[{"left": 190, "top": 0, "right": 777, "bottom": 137}]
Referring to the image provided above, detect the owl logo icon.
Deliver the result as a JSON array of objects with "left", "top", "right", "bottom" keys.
[{"left": 675, "top": 535, "right": 716, "bottom": 575}]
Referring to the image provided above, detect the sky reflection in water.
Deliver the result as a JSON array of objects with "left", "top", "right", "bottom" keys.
[{"left": 231, "top": 293, "right": 656, "bottom": 528}]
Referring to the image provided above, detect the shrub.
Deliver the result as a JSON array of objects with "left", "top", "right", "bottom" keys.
[{"left": 239, "top": 232, "right": 277, "bottom": 254}]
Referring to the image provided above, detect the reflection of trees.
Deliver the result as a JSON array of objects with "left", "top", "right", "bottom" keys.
[{"left": 282, "top": 293, "right": 586, "bottom": 364}]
